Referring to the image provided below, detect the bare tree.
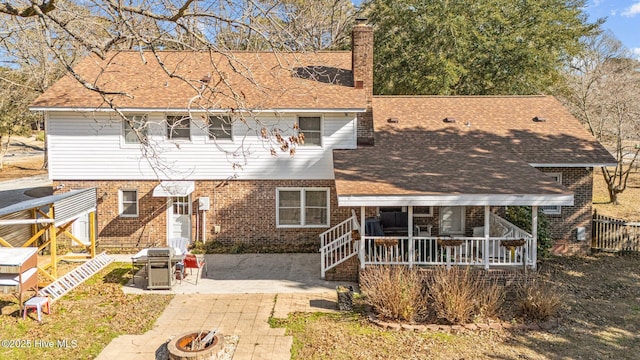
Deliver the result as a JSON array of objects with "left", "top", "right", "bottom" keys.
[
  {"left": 561, "top": 32, "right": 640, "bottom": 204},
  {"left": 0, "top": 68, "right": 41, "bottom": 169},
  {"left": 0, "top": 0, "right": 354, "bottom": 174}
]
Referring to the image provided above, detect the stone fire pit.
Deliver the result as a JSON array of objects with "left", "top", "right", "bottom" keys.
[{"left": 167, "top": 331, "right": 225, "bottom": 360}]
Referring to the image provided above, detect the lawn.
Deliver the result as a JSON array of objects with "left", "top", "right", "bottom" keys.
[
  {"left": 273, "top": 253, "right": 640, "bottom": 359},
  {"left": 0, "top": 262, "right": 173, "bottom": 360},
  {"left": 592, "top": 168, "right": 640, "bottom": 220}
]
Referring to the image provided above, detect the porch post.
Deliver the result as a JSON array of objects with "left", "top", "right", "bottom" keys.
[
  {"left": 484, "top": 205, "right": 490, "bottom": 270},
  {"left": 360, "top": 206, "right": 366, "bottom": 270},
  {"left": 531, "top": 206, "right": 538, "bottom": 270},
  {"left": 408, "top": 206, "right": 414, "bottom": 268}
]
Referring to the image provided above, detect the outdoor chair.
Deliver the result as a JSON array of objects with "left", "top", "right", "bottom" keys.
[
  {"left": 23, "top": 294, "right": 51, "bottom": 322},
  {"left": 183, "top": 254, "right": 207, "bottom": 284}
]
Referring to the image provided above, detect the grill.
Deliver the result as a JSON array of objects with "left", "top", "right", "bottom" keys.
[
  {"left": 147, "top": 247, "right": 177, "bottom": 290},
  {"left": 147, "top": 247, "right": 175, "bottom": 258}
]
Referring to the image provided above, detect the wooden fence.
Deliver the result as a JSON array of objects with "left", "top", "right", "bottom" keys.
[{"left": 592, "top": 213, "right": 640, "bottom": 252}]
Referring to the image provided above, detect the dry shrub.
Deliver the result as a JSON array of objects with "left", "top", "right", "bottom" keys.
[
  {"left": 359, "top": 265, "right": 428, "bottom": 322},
  {"left": 474, "top": 280, "right": 505, "bottom": 319},
  {"left": 516, "top": 276, "right": 562, "bottom": 321},
  {"left": 428, "top": 266, "right": 477, "bottom": 324}
]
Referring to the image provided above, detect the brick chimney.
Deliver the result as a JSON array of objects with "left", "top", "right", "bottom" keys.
[{"left": 352, "top": 18, "right": 374, "bottom": 145}]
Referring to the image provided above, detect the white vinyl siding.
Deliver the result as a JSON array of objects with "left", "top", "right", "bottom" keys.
[
  {"left": 276, "top": 188, "right": 329, "bottom": 228},
  {"left": 47, "top": 111, "right": 356, "bottom": 180},
  {"left": 119, "top": 189, "right": 138, "bottom": 217},
  {"left": 541, "top": 173, "right": 562, "bottom": 215}
]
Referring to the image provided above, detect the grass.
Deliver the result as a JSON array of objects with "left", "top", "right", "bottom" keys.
[
  {"left": 272, "top": 253, "right": 640, "bottom": 359},
  {"left": 592, "top": 168, "right": 640, "bottom": 220},
  {"left": 0, "top": 262, "right": 173, "bottom": 360}
]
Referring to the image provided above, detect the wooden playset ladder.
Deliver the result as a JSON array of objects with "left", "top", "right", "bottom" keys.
[{"left": 39, "top": 252, "right": 114, "bottom": 302}]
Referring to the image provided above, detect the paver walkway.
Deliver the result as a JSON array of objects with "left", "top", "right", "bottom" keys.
[{"left": 96, "top": 292, "right": 339, "bottom": 360}]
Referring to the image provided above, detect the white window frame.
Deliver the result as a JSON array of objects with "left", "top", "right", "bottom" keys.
[
  {"left": 297, "top": 116, "right": 323, "bottom": 147},
  {"left": 541, "top": 172, "right": 563, "bottom": 215},
  {"left": 439, "top": 206, "right": 465, "bottom": 235},
  {"left": 166, "top": 114, "right": 191, "bottom": 141},
  {"left": 119, "top": 189, "right": 139, "bottom": 218},
  {"left": 207, "top": 115, "right": 233, "bottom": 141},
  {"left": 276, "top": 188, "right": 330, "bottom": 228},
  {"left": 121, "top": 114, "right": 148, "bottom": 147}
]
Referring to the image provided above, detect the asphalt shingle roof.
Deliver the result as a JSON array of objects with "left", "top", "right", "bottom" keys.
[
  {"left": 31, "top": 51, "right": 366, "bottom": 111},
  {"left": 333, "top": 96, "right": 615, "bottom": 198}
]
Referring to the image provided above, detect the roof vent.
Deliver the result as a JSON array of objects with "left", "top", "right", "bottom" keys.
[
  {"left": 387, "top": 118, "right": 399, "bottom": 124},
  {"left": 443, "top": 117, "right": 456, "bottom": 123},
  {"left": 533, "top": 116, "right": 546, "bottom": 122},
  {"left": 200, "top": 73, "right": 211, "bottom": 84}
]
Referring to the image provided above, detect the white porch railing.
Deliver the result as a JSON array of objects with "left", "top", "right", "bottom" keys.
[
  {"left": 489, "top": 212, "right": 532, "bottom": 239},
  {"left": 361, "top": 236, "right": 534, "bottom": 268},
  {"left": 319, "top": 210, "right": 359, "bottom": 278},
  {"left": 319, "top": 212, "right": 535, "bottom": 277}
]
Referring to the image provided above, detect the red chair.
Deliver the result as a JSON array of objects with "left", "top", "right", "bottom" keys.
[{"left": 183, "top": 254, "right": 207, "bottom": 284}]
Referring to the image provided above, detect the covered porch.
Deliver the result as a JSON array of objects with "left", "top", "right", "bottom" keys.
[
  {"left": 328, "top": 126, "right": 575, "bottom": 278},
  {"left": 320, "top": 205, "right": 543, "bottom": 278}
]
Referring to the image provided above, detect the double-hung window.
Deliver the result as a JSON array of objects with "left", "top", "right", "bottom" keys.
[
  {"left": 277, "top": 188, "right": 329, "bottom": 227},
  {"left": 541, "top": 173, "right": 563, "bottom": 215},
  {"left": 123, "top": 115, "right": 147, "bottom": 145},
  {"left": 208, "top": 115, "right": 232, "bottom": 140},
  {"left": 166, "top": 115, "right": 191, "bottom": 141},
  {"left": 297, "top": 116, "right": 321, "bottom": 146},
  {"left": 119, "top": 190, "right": 138, "bottom": 217}
]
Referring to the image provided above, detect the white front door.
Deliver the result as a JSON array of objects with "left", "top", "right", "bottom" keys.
[
  {"left": 168, "top": 196, "right": 191, "bottom": 243},
  {"left": 72, "top": 213, "right": 91, "bottom": 245}
]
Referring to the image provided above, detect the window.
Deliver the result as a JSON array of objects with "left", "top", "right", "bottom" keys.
[
  {"left": 172, "top": 196, "right": 191, "bottom": 215},
  {"left": 277, "top": 188, "right": 329, "bottom": 227},
  {"left": 413, "top": 206, "right": 434, "bottom": 217},
  {"left": 298, "top": 116, "right": 321, "bottom": 146},
  {"left": 166, "top": 115, "right": 191, "bottom": 140},
  {"left": 120, "top": 190, "right": 138, "bottom": 217},
  {"left": 123, "top": 115, "right": 147, "bottom": 144},
  {"left": 541, "top": 173, "right": 563, "bottom": 215},
  {"left": 208, "top": 115, "right": 232, "bottom": 140},
  {"left": 439, "top": 206, "right": 465, "bottom": 234}
]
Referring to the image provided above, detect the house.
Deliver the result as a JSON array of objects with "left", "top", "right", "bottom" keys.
[{"left": 30, "top": 22, "right": 615, "bottom": 279}]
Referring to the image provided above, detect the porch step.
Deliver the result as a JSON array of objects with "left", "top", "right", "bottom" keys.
[{"left": 39, "top": 252, "right": 114, "bottom": 302}]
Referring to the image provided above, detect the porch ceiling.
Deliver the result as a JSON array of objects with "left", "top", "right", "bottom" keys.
[{"left": 333, "top": 131, "right": 573, "bottom": 207}]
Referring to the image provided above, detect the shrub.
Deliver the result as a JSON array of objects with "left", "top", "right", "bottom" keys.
[
  {"left": 516, "top": 276, "right": 562, "bottom": 321},
  {"left": 427, "top": 266, "right": 477, "bottom": 324},
  {"left": 35, "top": 130, "right": 45, "bottom": 142},
  {"left": 474, "top": 280, "right": 505, "bottom": 320},
  {"left": 359, "top": 266, "right": 428, "bottom": 322},
  {"left": 505, "top": 206, "right": 552, "bottom": 258}
]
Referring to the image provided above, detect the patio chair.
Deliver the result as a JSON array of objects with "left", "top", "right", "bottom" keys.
[
  {"left": 168, "top": 237, "right": 189, "bottom": 255},
  {"left": 183, "top": 254, "right": 207, "bottom": 285}
]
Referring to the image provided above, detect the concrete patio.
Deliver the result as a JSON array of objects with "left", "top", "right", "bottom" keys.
[
  {"left": 116, "top": 253, "right": 356, "bottom": 294},
  {"left": 97, "top": 253, "right": 356, "bottom": 359}
]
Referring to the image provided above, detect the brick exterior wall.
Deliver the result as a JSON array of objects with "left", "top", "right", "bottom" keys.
[
  {"left": 325, "top": 255, "right": 360, "bottom": 282},
  {"left": 53, "top": 179, "right": 352, "bottom": 249},
  {"left": 536, "top": 167, "right": 594, "bottom": 255}
]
